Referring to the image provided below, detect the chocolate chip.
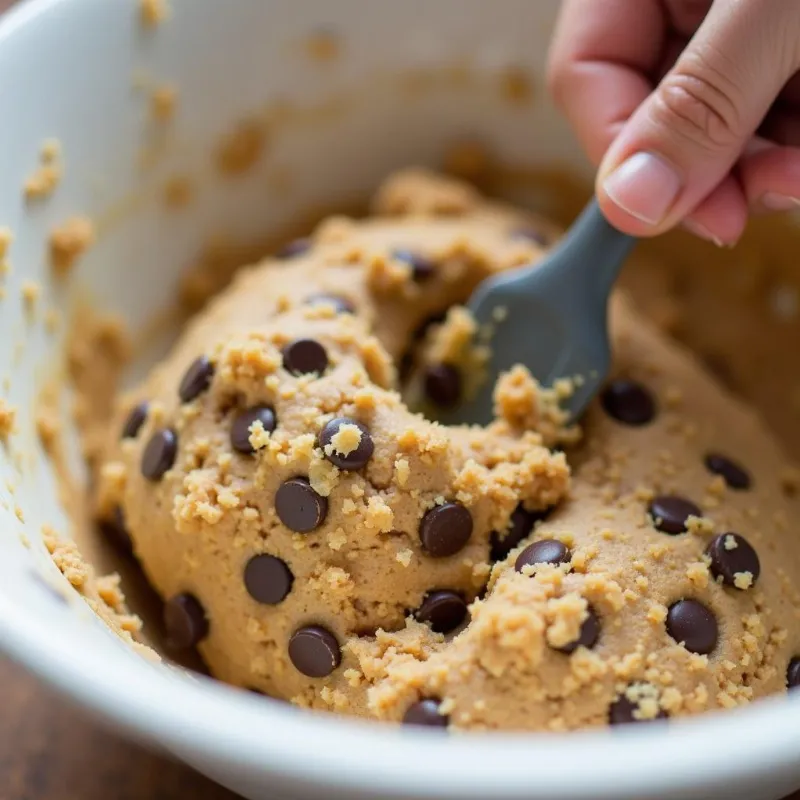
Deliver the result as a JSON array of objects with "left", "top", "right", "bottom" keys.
[
  {"left": 648, "top": 495, "right": 701, "bottom": 535},
  {"left": 787, "top": 657, "right": 800, "bottom": 688},
  {"left": 704, "top": 453, "right": 752, "bottom": 490},
  {"left": 392, "top": 248, "right": 435, "bottom": 281},
  {"left": 277, "top": 238, "right": 311, "bottom": 259},
  {"left": 556, "top": 606, "right": 600, "bottom": 654},
  {"left": 403, "top": 698, "right": 449, "bottom": 728},
  {"left": 230, "top": 405, "right": 276, "bottom": 454},
  {"left": 609, "top": 693, "right": 668, "bottom": 725},
  {"left": 515, "top": 539, "right": 570, "bottom": 573},
  {"left": 601, "top": 379, "right": 656, "bottom": 426},
  {"left": 424, "top": 363, "right": 461, "bottom": 408},
  {"left": 412, "top": 311, "right": 448, "bottom": 342},
  {"left": 179, "top": 356, "right": 215, "bottom": 403},
  {"left": 305, "top": 293, "right": 355, "bottom": 315},
  {"left": 705, "top": 533, "right": 760, "bottom": 589},
  {"left": 282, "top": 338, "right": 328, "bottom": 376},
  {"left": 419, "top": 502, "right": 473, "bottom": 557},
  {"left": 415, "top": 591, "right": 468, "bottom": 634},
  {"left": 490, "top": 505, "right": 550, "bottom": 561},
  {"left": 288, "top": 625, "right": 341, "bottom": 677},
  {"left": 164, "top": 593, "right": 208, "bottom": 649},
  {"left": 511, "top": 227, "right": 549, "bottom": 246},
  {"left": 121, "top": 401, "right": 148, "bottom": 439},
  {"left": 275, "top": 477, "right": 328, "bottom": 533},
  {"left": 318, "top": 417, "right": 374, "bottom": 470},
  {"left": 141, "top": 428, "right": 178, "bottom": 481},
  {"left": 99, "top": 506, "right": 133, "bottom": 555},
  {"left": 244, "top": 554, "right": 293, "bottom": 604},
  {"left": 666, "top": 599, "right": 718, "bottom": 654}
]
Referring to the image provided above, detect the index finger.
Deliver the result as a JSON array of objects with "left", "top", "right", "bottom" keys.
[{"left": 546, "top": 0, "right": 666, "bottom": 164}]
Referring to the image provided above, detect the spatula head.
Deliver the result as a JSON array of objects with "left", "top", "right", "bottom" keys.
[
  {"left": 433, "top": 263, "right": 612, "bottom": 427},
  {"left": 432, "top": 200, "right": 636, "bottom": 427}
]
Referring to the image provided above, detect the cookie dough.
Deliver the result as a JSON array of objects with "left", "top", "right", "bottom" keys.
[{"left": 95, "top": 169, "right": 800, "bottom": 731}]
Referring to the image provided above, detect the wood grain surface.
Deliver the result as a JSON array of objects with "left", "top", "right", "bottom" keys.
[{"left": 0, "top": 656, "right": 236, "bottom": 800}]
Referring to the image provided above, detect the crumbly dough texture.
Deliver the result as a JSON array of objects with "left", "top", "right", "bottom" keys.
[
  {"left": 96, "top": 170, "right": 800, "bottom": 731},
  {"left": 43, "top": 529, "right": 156, "bottom": 661}
]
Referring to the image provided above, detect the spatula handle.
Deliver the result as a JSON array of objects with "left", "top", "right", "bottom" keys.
[{"left": 541, "top": 198, "right": 637, "bottom": 303}]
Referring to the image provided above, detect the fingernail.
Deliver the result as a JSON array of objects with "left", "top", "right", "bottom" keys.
[
  {"left": 759, "top": 192, "right": 800, "bottom": 212},
  {"left": 682, "top": 219, "right": 727, "bottom": 248},
  {"left": 602, "top": 152, "right": 682, "bottom": 226}
]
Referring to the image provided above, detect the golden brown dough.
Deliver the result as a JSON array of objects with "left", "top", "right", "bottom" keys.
[{"left": 95, "top": 170, "right": 800, "bottom": 731}]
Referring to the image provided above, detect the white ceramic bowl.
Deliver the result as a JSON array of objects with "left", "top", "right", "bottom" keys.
[{"left": 2, "top": 1, "right": 800, "bottom": 798}]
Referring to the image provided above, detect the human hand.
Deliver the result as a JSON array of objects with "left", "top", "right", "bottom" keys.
[{"left": 547, "top": 0, "right": 800, "bottom": 245}]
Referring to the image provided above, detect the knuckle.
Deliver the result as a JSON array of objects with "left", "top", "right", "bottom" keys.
[{"left": 652, "top": 57, "right": 744, "bottom": 151}]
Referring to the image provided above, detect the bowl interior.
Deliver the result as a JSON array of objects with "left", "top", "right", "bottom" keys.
[{"left": 2, "top": 2, "right": 800, "bottom": 799}]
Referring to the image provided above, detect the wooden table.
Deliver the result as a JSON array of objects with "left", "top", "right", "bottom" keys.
[{"left": 0, "top": 657, "right": 236, "bottom": 800}]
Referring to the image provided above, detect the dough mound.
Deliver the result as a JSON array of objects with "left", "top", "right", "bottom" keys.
[{"left": 96, "top": 170, "right": 800, "bottom": 731}]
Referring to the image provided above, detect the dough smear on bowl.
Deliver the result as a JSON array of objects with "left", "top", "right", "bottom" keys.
[{"left": 94, "top": 169, "right": 800, "bottom": 731}]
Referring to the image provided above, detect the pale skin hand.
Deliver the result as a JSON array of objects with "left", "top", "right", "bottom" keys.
[{"left": 547, "top": 0, "right": 800, "bottom": 246}]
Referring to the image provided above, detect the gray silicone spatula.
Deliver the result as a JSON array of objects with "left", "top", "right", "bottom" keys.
[{"left": 438, "top": 198, "right": 636, "bottom": 426}]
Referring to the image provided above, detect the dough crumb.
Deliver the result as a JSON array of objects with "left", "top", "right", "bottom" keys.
[
  {"left": 24, "top": 164, "right": 61, "bottom": 201},
  {"left": 0, "top": 227, "right": 13, "bottom": 260},
  {"left": 140, "top": 0, "right": 169, "bottom": 27},
  {"left": 215, "top": 119, "right": 267, "bottom": 175},
  {"left": 24, "top": 139, "right": 63, "bottom": 201},
  {"left": 150, "top": 84, "right": 177, "bottom": 121},
  {"left": 0, "top": 399, "right": 17, "bottom": 441},
  {"left": 49, "top": 216, "right": 95, "bottom": 275},
  {"left": 163, "top": 175, "right": 193, "bottom": 209},
  {"left": 499, "top": 66, "right": 533, "bottom": 105},
  {"left": 304, "top": 30, "right": 340, "bottom": 63},
  {"left": 21, "top": 280, "right": 41, "bottom": 311}
]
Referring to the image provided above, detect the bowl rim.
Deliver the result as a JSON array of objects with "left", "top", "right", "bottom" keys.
[
  {"left": 4, "top": 583, "right": 800, "bottom": 800},
  {"left": 2, "top": 0, "right": 800, "bottom": 797}
]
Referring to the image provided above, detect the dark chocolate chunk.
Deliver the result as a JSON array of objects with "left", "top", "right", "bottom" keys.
[
  {"left": 275, "top": 477, "right": 328, "bottom": 533},
  {"left": 648, "top": 495, "right": 701, "bottom": 535},
  {"left": 601, "top": 379, "right": 656, "bottom": 426},
  {"left": 164, "top": 593, "right": 209, "bottom": 649},
  {"left": 318, "top": 417, "right": 374, "bottom": 470},
  {"left": 121, "top": 401, "right": 148, "bottom": 439},
  {"left": 141, "top": 428, "right": 178, "bottom": 481},
  {"left": 490, "top": 505, "right": 551, "bottom": 562},
  {"left": 392, "top": 248, "right": 435, "bottom": 281},
  {"left": 666, "top": 599, "right": 718, "bottom": 655},
  {"left": 179, "top": 356, "right": 215, "bottom": 403},
  {"left": 609, "top": 692, "right": 668, "bottom": 725},
  {"left": 288, "top": 625, "right": 341, "bottom": 677},
  {"left": 403, "top": 699, "right": 449, "bottom": 728},
  {"left": 415, "top": 591, "right": 468, "bottom": 634},
  {"left": 424, "top": 363, "right": 461, "bottom": 408},
  {"left": 787, "top": 657, "right": 800, "bottom": 689},
  {"left": 515, "top": 539, "right": 570, "bottom": 573},
  {"left": 282, "top": 338, "right": 328, "bottom": 376},
  {"left": 244, "top": 554, "right": 294, "bottom": 605},
  {"left": 419, "top": 502, "right": 473, "bottom": 558},
  {"left": 277, "top": 238, "right": 311, "bottom": 259},
  {"left": 705, "top": 533, "right": 760, "bottom": 589},
  {"left": 230, "top": 406, "right": 276, "bottom": 454},
  {"left": 555, "top": 606, "right": 600, "bottom": 654},
  {"left": 704, "top": 453, "right": 752, "bottom": 490}
]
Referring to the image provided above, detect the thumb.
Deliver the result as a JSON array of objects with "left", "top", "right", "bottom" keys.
[{"left": 596, "top": 0, "right": 800, "bottom": 235}]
